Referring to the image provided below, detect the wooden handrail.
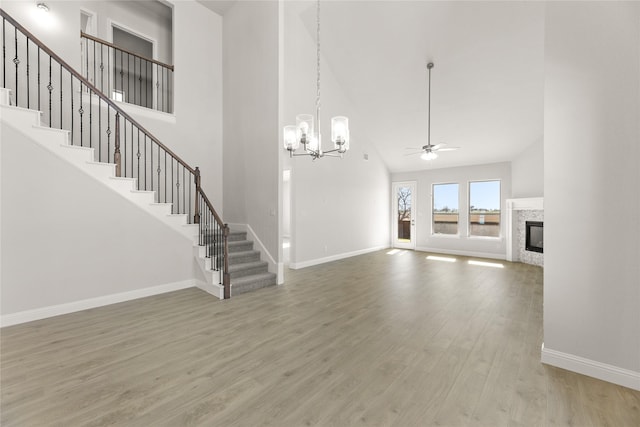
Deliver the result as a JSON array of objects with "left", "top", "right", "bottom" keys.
[
  {"left": 81, "top": 31, "right": 174, "bottom": 71},
  {"left": 197, "top": 187, "right": 224, "bottom": 227},
  {"left": 0, "top": 9, "right": 192, "bottom": 174}
]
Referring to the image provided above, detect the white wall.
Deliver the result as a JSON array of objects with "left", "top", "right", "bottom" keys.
[
  {"left": 393, "top": 162, "right": 511, "bottom": 259},
  {"left": 511, "top": 139, "right": 543, "bottom": 198},
  {"left": 1, "top": 121, "right": 195, "bottom": 317},
  {"left": 282, "top": 2, "right": 390, "bottom": 267},
  {"left": 1, "top": 1, "right": 224, "bottom": 212},
  {"left": 223, "top": 1, "right": 280, "bottom": 259},
  {"left": 543, "top": 1, "right": 640, "bottom": 386},
  {"left": 81, "top": 0, "right": 173, "bottom": 64}
]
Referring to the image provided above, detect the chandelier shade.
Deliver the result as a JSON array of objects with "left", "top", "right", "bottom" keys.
[{"left": 283, "top": 125, "right": 298, "bottom": 151}]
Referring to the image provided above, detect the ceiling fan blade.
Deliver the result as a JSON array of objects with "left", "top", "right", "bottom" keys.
[
  {"left": 435, "top": 147, "right": 460, "bottom": 152},
  {"left": 431, "top": 143, "right": 445, "bottom": 150},
  {"left": 403, "top": 151, "right": 423, "bottom": 156},
  {"left": 404, "top": 147, "right": 422, "bottom": 150}
]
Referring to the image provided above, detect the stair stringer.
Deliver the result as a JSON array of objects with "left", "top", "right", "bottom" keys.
[{"left": 193, "top": 244, "right": 224, "bottom": 299}]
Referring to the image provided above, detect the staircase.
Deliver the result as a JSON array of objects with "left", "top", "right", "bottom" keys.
[
  {"left": 0, "top": 9, "right": 276, "bottom": 300},
  {"left": 227, "top": 231, "right": 277, "bottom": 295}
]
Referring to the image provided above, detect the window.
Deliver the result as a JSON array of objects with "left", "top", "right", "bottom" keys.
[
  {"left": 433, "top": 183, "right": 459, "bottom": 235},
  {"left": 469, "top": 180, "right": 501, "bottom": 237}
]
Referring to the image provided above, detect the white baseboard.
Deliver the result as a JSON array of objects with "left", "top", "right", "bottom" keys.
[
  {"left": 541, "top": 343, "right": 640, "bottom": 391},
  {"left": 228, "top": 223, "right": 277, "bottom": 275},
  {"left": 415, "top": 246, "right": 506, "bottom": 261},
  {"left": 289, "top": 245, "right": 389, "bottom": 270},
  {"left": 194, "top": 279, "right": 224, "bottom": 300},
  {"left": 1, "top": 280, "right": 196, "bottom": 328}
]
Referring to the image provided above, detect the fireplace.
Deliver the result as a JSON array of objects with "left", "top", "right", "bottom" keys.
[{"left": 526, "top": 221, "right": 543, "bottom": 253}]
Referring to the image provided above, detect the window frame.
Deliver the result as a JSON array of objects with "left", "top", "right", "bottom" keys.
[
  {"left": 468, "top": 179, "right": 502, "bottom": 239},
  {"left": 432, "top": 182, "right": 461, "bottom": 237}
]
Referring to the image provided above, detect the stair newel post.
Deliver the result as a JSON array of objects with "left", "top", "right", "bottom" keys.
[
  {"left": 223, "top": 224, "right": 231, "bottom": 299},
  {"left": 114, "top": 112, "right": 121, "bottom": 177},
  {"left": 194, "top": 167, "right": 201, "bottom": 224}
]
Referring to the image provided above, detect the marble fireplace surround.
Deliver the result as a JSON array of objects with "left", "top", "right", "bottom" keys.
[{"left": 506, "top": 197, "right": 544, "bottom": 265}]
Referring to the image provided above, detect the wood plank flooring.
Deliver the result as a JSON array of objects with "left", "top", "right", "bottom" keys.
[{"left": 2, "top": 249, "right": 639, "bottom": 426}]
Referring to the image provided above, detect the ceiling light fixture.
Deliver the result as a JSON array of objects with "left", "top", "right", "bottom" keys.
[
  {"left": 283, "top": 0, "right": 350, "bottom": 160},
  {"left": 36, "top": 2, "right": 49, "bottom": 12}
]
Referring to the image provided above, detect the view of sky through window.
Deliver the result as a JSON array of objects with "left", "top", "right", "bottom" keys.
[
  {"left": 433, "top": 184, "right": 459, "bottom": 212},
  {"left": 469, "top": 181, "right": 500, "bottom": 211}
]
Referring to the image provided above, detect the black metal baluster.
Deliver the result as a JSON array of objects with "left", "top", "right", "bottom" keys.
[
  {"left": 3, "top": 18, "right": 6, "bottom": 89},
  {"left": 93, "top": 39, "right": 96, "bottom": 86},
  {"left": 107, "top": 105, "right": 111, "bottom": 163},
  {"left": 48, "top": 56, "right": 52, "bottom": 126},
  {"left": 150, "top": 140, "right": 153, "bottom": 191},
  {"left": 108, "top": 45, "right": 111, "bottom": 100},
  {"left": 137, "top": 129, "right": 141, "bottom": 189},
  {"left": 85, "top": 34, "right": 88, "bottom": 80},
  {"left": 164, "top": 152, "right": 167, "bottom": 203},
  {"left": 171, "top": 158, "right": 174, "bottom": 213},
  {"left": 127, "top": 53, "right": 131, "bottom": 103},
  {"left": 123, "top": 118, "right": 127, "bottom": 177},
  {"left": 156, "top": 64, "right": 159, "bottom": 111},
  {"left": 144, "top": 134, "right": 147, "bottom": 190},
  {"left": 157, "top": 147, "right": 160, "bottom": 197},
  {"left": 98, "top": 97, "right": 101, "bottom": 160},
  {"left": 131, "top": 123, "right": 134, "bottom": 178},
  {"left": 89, "top": 87, "right": 92, "bottom": 147},
  {"left": 37, "top": 47, "right": 40, "bottom": 110},
  {"left": 189, "top": 174, "right": 192, "bottom": 224},
  {"left": 100, "top": 43, "right": 103, "bottom": 92},
  {"left": 79, "top": 80, "right": 83, "bottom": 145},
  {"left": 14, "top": 25, "right": 18, "bottom": 105},
  {"left": 138, "top": 58, "right": 141, "bottom": 107},
  {"left": 120, "top": 50, "right": 123, "bottom": 101},
  {"left": 176, "top": 164, "right": 181, "bottom": 214},
  {"left": 70, "top": 77, "right": 73, "bottom": 144},
  {"left": 182, "top": 168, "right": 186, "bottom": 216},
  {"left": 198, "top": 194, "right": 203, "bottom": 245},
  {"left": 146, "top": 61, "right": 149, "bottom": 108},
  {"left": 59, "top": 62, "right": 63, "bottom": 129},
  {"left": 216, "top": 219, "right": 220, "bottom": 274},
  {"left": 26, "top": 38, "right": 29, "bottom": 108}
]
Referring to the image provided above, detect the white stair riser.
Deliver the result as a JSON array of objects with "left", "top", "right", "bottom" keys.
[
  {"left": 58, "top": 145, "right": 95, "bottom": 163},
  {"left": 0, "top": 88, "right": 10, "bottom": 105},
  {"left": 0, "top": 104, "right": 41, "bottom": 126},
  {"left": 107, "top": 178, "right": 136, "bottom": 192},
  {"left": 148, "top": 203, "right": 173, "bottom": 216}
]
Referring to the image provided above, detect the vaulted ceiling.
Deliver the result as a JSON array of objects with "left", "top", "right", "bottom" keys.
[{"left": 201, "top": 1, "right": 546, "bottom": 173}]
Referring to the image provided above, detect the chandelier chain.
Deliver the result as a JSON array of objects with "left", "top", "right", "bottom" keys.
[{"left": 316, "top": 0, "right": 321, "bottom": 114}]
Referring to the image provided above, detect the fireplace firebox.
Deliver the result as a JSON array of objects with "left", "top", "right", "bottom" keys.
[{"left": 525, "top": 221, "right": 543, "bottom": 253}]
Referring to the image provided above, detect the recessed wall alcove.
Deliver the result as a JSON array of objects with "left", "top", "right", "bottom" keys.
[{"left": 506, "top": 197, "right": 544, "bottom": 266}]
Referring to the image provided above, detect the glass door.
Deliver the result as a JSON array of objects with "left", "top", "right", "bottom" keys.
[{"left": 393, "top": 182, "right": 417, "bottom": 249}]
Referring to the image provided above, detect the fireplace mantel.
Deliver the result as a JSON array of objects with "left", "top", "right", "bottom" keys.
[{"left": 506, "top": 197, "right": 544, "bottom": 262}]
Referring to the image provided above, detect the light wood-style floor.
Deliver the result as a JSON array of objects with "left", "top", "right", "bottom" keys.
[{"left": 2, "top": 250, "right": 639, "bottom": 426}]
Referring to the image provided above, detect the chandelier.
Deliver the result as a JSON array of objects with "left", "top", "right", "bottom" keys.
[{"left": 283, "top": 0, "right": 350, "bottom": 159}]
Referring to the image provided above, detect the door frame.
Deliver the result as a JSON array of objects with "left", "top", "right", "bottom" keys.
[{"left": 392, "top": 181, "right": 417, "bottom": 250}]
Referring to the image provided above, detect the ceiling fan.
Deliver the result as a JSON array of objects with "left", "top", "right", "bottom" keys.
[{"left": 405, "top": 62, "right": 459, "bottom": 161}]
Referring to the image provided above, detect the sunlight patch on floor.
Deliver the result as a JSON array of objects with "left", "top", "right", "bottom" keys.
[
  {"left": 426, "top": 255, "right": 457, "bottom": 263},
  {"left": 468, "top": 260, "right": 504, "bottom": 268}
]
